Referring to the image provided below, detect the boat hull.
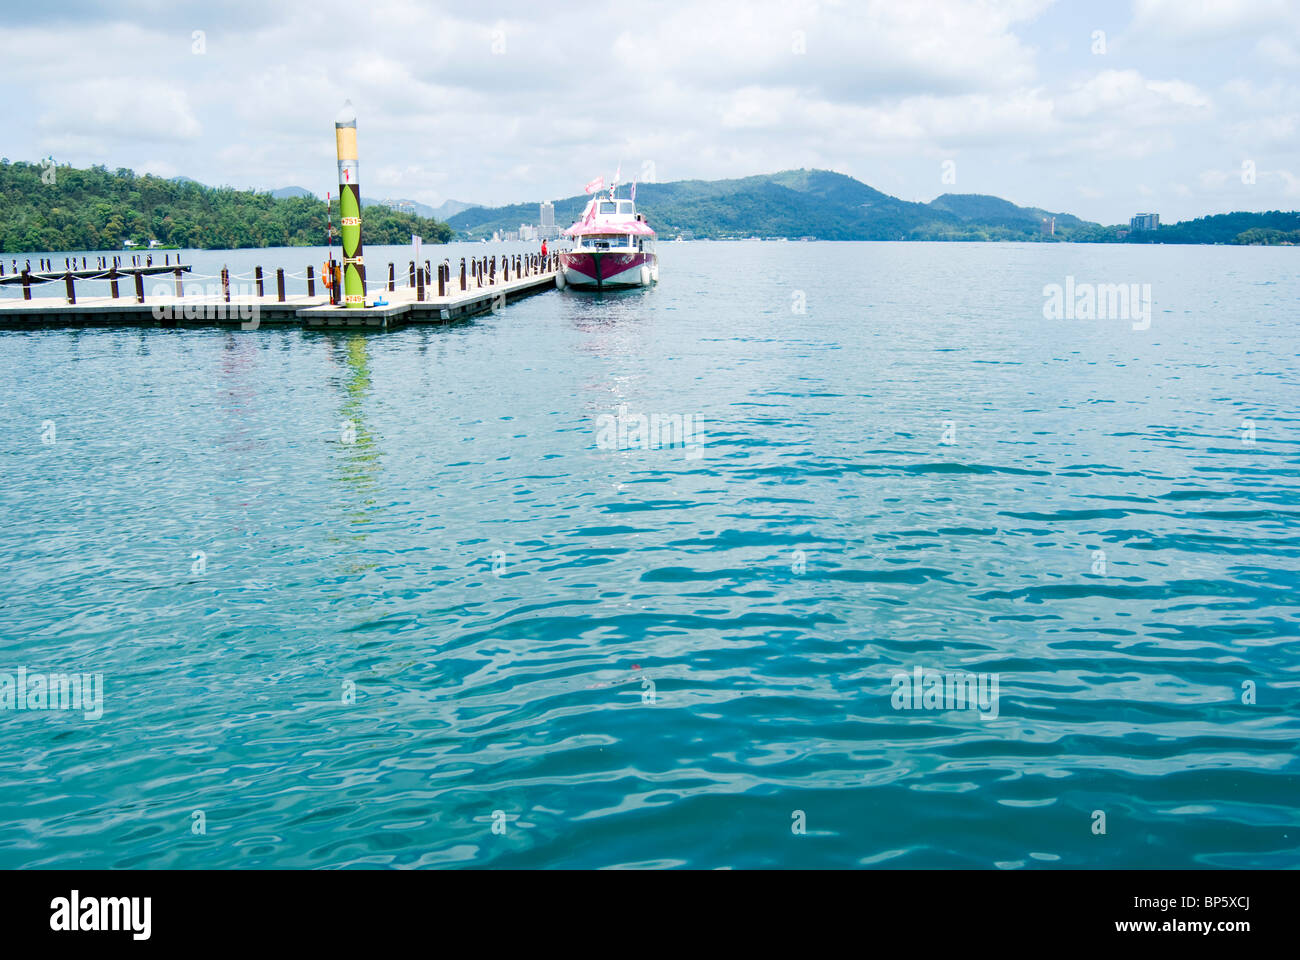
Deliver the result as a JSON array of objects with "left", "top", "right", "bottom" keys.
[{"left": 559, "top": 250, "right": 657, "bottom": 289}]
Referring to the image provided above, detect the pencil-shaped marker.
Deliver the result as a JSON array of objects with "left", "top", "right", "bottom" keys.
[{"left": 335, "top": 100, "right": 366, "bottom": 307}]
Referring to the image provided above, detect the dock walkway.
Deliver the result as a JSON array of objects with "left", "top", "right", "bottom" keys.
[{"left": 0, "top": 256, "right": 560, "bottom": 329}]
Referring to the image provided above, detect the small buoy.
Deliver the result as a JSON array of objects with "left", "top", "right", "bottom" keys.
[
  {"left": 555, "top": 270, "right": 567, "bottom": 290},
  {"left": 639, "top": 265, "right": 650, "bottom": 286}
]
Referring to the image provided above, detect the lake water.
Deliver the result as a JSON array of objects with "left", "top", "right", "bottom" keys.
[{"left": 1, "top": 241, "right": 1297, "bottom": 869}]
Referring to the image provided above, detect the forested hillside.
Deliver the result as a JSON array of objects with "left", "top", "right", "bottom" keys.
[{"left": 0, "top": 161, "right": 453, "bottom": 253}]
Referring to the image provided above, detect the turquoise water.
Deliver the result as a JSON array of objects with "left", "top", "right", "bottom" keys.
[{"left": 1, "top": 241, "right": 1297, "bottom": 869}]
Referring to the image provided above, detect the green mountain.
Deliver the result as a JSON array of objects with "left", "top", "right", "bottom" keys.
[
  {"left": 0, "top": 161, "right": 453, "bottom": 253},
  {"left": 449, "top": 168, "right": 1297, "bottom": 244},
  {"left": 449, "top": 169, "right": 1097, "bottom": 241},
  {"left": 271, "top": 185, "right": 316, "bottom": 199},
  {"left": 929, "top": 193, "right": 1086, "bottom": 229}
]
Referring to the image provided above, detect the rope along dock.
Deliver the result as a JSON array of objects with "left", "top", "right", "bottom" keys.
[{"left": 0, "top": 254, "right": 560, "bottom": 329}]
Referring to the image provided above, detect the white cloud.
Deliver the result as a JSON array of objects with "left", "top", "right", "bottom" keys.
[
  {"left": 1131, "top": 0, "right": 1300, "bottom": 40},
  {"left": 0, "top": 0, "right": 1296, "bottom": 223}
]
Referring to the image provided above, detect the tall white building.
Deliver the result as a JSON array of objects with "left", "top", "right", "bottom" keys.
[{"left": 539, "top": 201, "right": 557, "bottom": 239}]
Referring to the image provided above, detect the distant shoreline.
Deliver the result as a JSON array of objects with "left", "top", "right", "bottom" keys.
[{"left": 3, "top": 160, "right": 1296, "bottom": 255}]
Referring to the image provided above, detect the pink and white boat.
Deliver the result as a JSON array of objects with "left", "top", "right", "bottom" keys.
[{"left": 557, "top": 185, "right": 659, "bottom": 290}]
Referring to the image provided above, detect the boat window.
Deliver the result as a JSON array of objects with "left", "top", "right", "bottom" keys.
[
  {"left": 598, "top": 201, "right": 617, "bottom": 215},
  {"left": 617, "top": 201, "right": 634, "bottom": 214}
]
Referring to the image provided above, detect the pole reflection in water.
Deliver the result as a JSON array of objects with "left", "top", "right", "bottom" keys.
[{"left": 328, "top": 334, "right": 383, "bottom": 572}]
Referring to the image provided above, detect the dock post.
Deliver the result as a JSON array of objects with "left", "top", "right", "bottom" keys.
[
  {"left": 174, "top": 267, "right": 184, "bottom": 298},
  {"left": 416, "top": 264, "right": 425, "bottom": 301},
  {"left": 490, "top": 257, "right": 496, "bottom": 284},
  {"left": 134, "top": 270, "right": 144, "bottom": 304},
  {"left": 307, "top": 265, "right": 315, "bottom": 297},
  {"left": 425, "top": 260, "right": 431, "bottom": 289},
  {"left": 438, "top": 263, "right": 446, "bottom": 297},
  {"left": 222, "top": 267, "right": 230, "bottom": 302},
  {"left": 460, "top": 259, "right": 466, "bottom": 290},
  {"left": 276, "top": 268, "right": 285, "bottom": 302},
  {"left": 408, "top": 261, "right": 415, "bottom": 289},
  {"left": 21, "top": 268, "right": 31, "bottom": 301},
  {"left": 388, "top": 263, "right": 395, "bottom": 292},
  {"left": 109, "top": 265, "right": 119, "bottom": 298},
  {"left": 255, "top": 266, "right": 264, "bottom": 298},
  {"left": 65, "top": 272, "right": 76, "bottom": 305}
]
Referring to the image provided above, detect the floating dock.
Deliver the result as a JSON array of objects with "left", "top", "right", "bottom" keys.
[{"left": 0, "top": 255, "right": 560, "bottom": 330}]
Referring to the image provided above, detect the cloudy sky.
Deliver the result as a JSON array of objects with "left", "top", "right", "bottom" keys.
[{"left": 5, "top": 0, "right": 1298, "bottom": 223}]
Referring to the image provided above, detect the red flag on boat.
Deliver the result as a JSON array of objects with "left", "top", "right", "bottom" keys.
[
  {"left": 585, "top": 176, "right": 605, "bottom": 194},
  {"left": 630, "top": 180, "right": 637, "bottom": 202}
]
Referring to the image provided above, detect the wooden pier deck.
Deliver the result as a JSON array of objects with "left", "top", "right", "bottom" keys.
[{"left": 0, "top": 261, "right": 560, "bottom": 330}]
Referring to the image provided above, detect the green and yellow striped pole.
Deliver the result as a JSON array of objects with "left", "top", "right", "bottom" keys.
[{"left": 335, "top": 100, "right": 366, "bottom": 308}]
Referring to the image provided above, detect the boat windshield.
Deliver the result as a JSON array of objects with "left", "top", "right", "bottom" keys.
[{"left": 576, "top": 234, "right": 633, "bottom": 249}]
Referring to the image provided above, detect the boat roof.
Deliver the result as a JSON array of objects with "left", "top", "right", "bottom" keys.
[{"left": 564, "top": 196, "right": 656, "bottom": 237}]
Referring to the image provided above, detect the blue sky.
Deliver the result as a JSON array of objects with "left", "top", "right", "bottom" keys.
[{"left": 4, "top": 0, "right": 1297, "bottom": 223}]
